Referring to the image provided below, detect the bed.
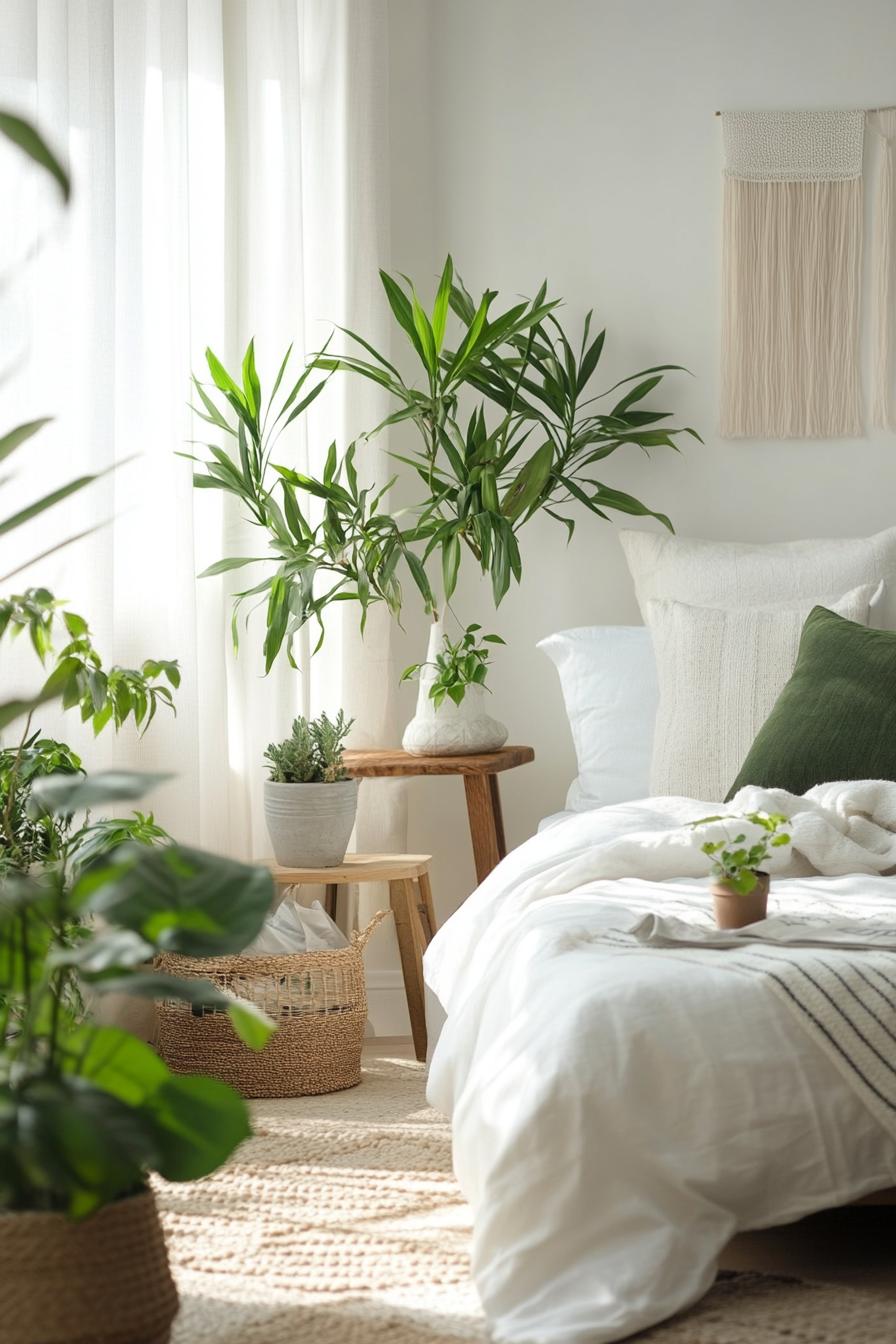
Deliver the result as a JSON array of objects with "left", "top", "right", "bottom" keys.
[
  {"left": 424, "top": 787, "right": 896, "bottom": 1343},
  {"left": 423, "top": 527, "right": 896, "bottom": 1341}
]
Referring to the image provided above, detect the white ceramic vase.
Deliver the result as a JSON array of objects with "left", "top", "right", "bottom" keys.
[
  {"left": 401, "top": 620, "right": 508, "bottom": 756},
  {"left": 263, "top": 778, "right": 359, "bottom": 867}
]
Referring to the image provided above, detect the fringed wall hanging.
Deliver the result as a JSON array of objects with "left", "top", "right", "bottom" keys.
[
  {"left": 869, "top": 108, "right": 896, "bottom": 430},
  {"left": 720, "top": 110, "right": 865, "bottom": 439}
]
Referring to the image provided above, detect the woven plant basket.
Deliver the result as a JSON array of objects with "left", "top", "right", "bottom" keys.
[
  {"left": 0, "top": 1188, "right": 178, "bottom": 1344},
  {"left": 155, "top": 910, "right": 386, "bottom": 1098}
]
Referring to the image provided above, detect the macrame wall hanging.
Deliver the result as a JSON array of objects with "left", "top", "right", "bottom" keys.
[
  {"left": 720, "top": 110, "right": 865, "bottom": 439},
  {"left": 869, "top": 108, "right": 896, "bottom": 430}
]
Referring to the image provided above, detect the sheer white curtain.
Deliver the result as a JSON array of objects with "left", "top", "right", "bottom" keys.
[{"left": 0, "top": 0, "right": 407, "bottom": 876}]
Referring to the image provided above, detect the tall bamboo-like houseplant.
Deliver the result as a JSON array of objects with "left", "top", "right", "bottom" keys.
[{"left": 189, "top": 258, "right": 699, "bottom": 750}]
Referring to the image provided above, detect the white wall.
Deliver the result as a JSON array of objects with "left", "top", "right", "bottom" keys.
[{"left": 383, "top": 0, "right": 896, "bottom": 938}]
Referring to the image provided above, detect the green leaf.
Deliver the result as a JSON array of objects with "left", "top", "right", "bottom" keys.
[
  {"left": 410, "top": 290, "right": 438, "bottom": 376},
  {"left": 198, "top": 556, "right": 265, "bottom": 578},
  {"left": 62, "top": 610, "right": 88, "bottom": 638},
  {"left": 0, "top": 112, "right": 70, "bottom": 201},
  {"left": 379, "top": 270, "right": 428, "bottom": 366},
  {"left": 0, "top": 417, "right": 53, "bottom": 465},
  {"left": 27, "top": 770, "right": 171, "bottom": 819},
  {"left": 53, "top": 928, "right": 155, "bottom": 974},
  {"left": 241, "top": 338, "right": 261, "bottom": 417},
  {"left": 82, "top": 843, "right": 274, "bottom": 957},
  {"left": 11, "top": 1077, "right": 152, "bottom": 1219},
  {"left": 66, "top": 1024, "right": 169, "bottom": 1107},
  {"left": 576, "top": 328, "right": 606, "bottom": 393},
  {"left": 0, "top": 474, "right": 98, "bottom": 538},
  {"left": 141, "top": 1073, "right": 251, "bottom": 1182},
  {"left": 0, "top": 680, "right": 63, "bottom": 731},
  {"left": 441, "top": 533, "right": 461, "bottom": 601},
  {"left": 205, "top": 348, "right": 246, "bottom": 408},
  {"left": 501, "top": 442, "right": 554, "bottom": 521},
  {"left": 431, "top": 256, "right": 453, "bottom": 351},
  {"left": 89, "top": 973, "right": 275, "bottom": 1050}
]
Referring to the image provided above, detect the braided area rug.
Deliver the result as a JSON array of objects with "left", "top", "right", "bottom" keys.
[{"left": 156, "top": 1056, "right": 896, "bottom": 1343}]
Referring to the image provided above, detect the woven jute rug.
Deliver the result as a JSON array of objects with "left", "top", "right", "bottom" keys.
[{"left": 156, "top": 1056, "right": 896, "bottom": 1343}]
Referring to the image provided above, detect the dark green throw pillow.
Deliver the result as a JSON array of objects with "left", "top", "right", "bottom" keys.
[{"left": 726, "top": 605, "right": 896, "bottom": 799}]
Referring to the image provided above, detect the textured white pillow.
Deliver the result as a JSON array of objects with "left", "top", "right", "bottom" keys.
[
  {"left": 620, "top": 527, "right": 896, "bottom": 628},
  {"left": 538, "top": 626, "right": 658, "bottom": 811},
  {"left": 646, "top": 585, "right": 878, "bottom": 801}
]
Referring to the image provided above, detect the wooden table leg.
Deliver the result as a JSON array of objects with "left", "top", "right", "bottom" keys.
[
  {"left": 488, "top": 773, "right": 507, "bottom": 860},
  {"left": 464, "top": 773, "right": 501, "bottom": 885},
  {"left": 416, "top": 869, "right": 437, "bottom": 946},
  {"left": 389, "top": 878, "right": 427, "bottom": 1062},
  {"left": 324, "top": 883, "right": 339, "bottom": 920}
]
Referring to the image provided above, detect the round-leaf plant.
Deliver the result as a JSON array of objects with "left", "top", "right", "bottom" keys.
[
  {"left": 401, "top": 623, "right": 505, "bottom": 709},
  {"left": 0, "top": 771, "right": 277, "bottom": 1219},
  {"left": 692, "top": 811, "right": 791, "bottom": 895}
]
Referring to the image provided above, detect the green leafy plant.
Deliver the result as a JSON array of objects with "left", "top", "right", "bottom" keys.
[
  {"left": 401, "top": 622, "right": 505, "bottom": 708},
  {"left": 692, "top": 811, "right": 791, "bottom": 895},
  {"left": 0, "top": 771, "right": 276, "bottom": 1219},
  {"left": 0, "top": 589, "right": 180, "bottom": 736},
  {"left": 0, "top": 736, "right": 82, "bottom": 876},
  {"left": 0, "top": 116, "right": 278, "bottom": 1226},
  {"left": 264, "top": 710, "right": 354, "bottom": 784},
  {"left": 0, "top": 589, "right": 180, "bottom": 882},
  {"left": 190, "top": 257, "right": 699, "bottom": 672},
  {"left": 185, "top": 343, "right": 433, "bottom": 671},
  {"left": 0, "top": 110, "right": 115, "bottom": 736}
]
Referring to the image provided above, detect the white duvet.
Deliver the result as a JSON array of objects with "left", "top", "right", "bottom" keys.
[{"left": 424, "top": 785, "right": 896, "bottom": 1344}]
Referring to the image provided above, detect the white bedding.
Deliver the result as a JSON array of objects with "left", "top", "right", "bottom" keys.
[{"left": 424, "top": 788, "right": 896, "bottom": 1344}]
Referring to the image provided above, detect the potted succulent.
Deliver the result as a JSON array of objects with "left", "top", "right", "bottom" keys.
[
  {"left": 400, "top": 622, "right": 507, "bottom": 755},
  {"left": 0, "top": 770, "right": 276, "bottom": 1344},
  {"left": 263, "top": 710, "right": 358, "bottom": 866},
  {"left": 693, "top": 811, "right": 791, "bottom": 929}
]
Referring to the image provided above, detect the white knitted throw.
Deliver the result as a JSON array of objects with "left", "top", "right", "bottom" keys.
[
  {"left": 721, "top": 110, "right": 864, "bottom": 439},
  {"left": 598, "top": 926, "right": 896, "bottom": 1143}
]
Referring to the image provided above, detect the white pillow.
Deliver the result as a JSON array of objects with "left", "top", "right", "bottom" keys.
[
  {"left": 646, "top": 584, "right": 878, "bottom": 801},
  {"left": 538, "top": 626, "right": 658, "bottom": 811},
  {"left": 620, "top": 526, "right": 896, "bottom": 628}
]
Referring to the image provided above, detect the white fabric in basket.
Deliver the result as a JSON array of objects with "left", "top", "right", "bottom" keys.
[{"left": 242, "top": 896, "right": 348, "bottom": 956}]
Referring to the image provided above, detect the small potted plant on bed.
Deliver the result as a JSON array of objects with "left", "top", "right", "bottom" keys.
[
  {"left": 400, "top": 622, "right": 507, "bottom": 756},
  {"left": 263, "top": 709, "right": 358, "bottom": 866},
  {"left": 692, "top": 811, "right": 791, "bottom": 929}
]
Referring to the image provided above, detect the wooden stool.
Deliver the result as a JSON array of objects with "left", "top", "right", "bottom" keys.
[
  {"left": 267, "top": 854, "right": 437, "bottom": 1062},
  {"left": 343, "top": 747, "right": 535, "bottom": 885}
]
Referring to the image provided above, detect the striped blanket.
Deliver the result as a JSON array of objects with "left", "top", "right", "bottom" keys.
[{"left": 603, "top": 917, "right": 896, "bottom": 1139}]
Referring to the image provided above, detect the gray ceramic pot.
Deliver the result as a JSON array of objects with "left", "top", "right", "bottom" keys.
[{"left": 263, "top": 778, "right": 359, "bottom": 867}]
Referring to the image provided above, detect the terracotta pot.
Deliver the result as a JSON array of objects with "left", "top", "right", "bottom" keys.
[
  {"left": 0, "top": 1188, "right": 178, "bottom": 1344},
  {"left": 712, "top": 871, "right": 770, "bottom": 930}
]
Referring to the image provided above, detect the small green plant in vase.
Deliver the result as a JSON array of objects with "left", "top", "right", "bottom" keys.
[
  {"left": 692, "top": 811, "right": 791, "bottom": 929},
  {"left": 400, "top": 622, "right": 508, "bottom": 756},
  {"left": 263, "top": 710, "right": 359, "bottom": 867}
]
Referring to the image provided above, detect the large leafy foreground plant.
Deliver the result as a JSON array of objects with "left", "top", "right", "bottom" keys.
[
  {"left": 0, "top": 113, "right": 277, "bottom": 1226},
  {"left": 0, "top": 771, "right": 275, "bottom": 1218}
]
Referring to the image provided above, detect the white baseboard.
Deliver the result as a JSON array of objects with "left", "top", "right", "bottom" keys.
[{"left": 366, "top": 969, "right": 411, "bottom": 1036}]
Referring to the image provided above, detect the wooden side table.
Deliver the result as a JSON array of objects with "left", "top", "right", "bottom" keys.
[
  {"left": 268, "top": 853, "right": 436, "bottom": 1062},
  {"left": 343, "top": 746, "right": 535, "bottom": 885}
]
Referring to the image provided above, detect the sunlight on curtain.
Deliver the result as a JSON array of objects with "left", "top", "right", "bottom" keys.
[{"left": 0, "top": 0, "right": 405, "bottom": 876}]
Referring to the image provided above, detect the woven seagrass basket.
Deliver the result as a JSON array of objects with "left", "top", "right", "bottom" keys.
[
  {"left": 0, "top": 1188, "right": 178, "bottom": 1344},
  {"left": 155, "top": 910, "right": 386, "bottom": 1098}
]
